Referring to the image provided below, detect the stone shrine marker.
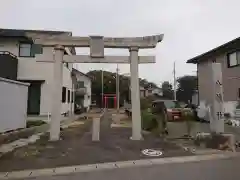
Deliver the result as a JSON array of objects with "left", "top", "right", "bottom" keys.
[{"left": 209, "top": 63, "right": 224, "bottom": 133}]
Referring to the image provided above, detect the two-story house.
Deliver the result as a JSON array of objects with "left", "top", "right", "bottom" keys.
[
  {"left": 140, "top": 86, "right": 163, "bottom": 98},
  {"left": 72, "top": 68, "right": 92, "bottom": 112},
  {"left": 0, "top": 28, "right": 75, "bottom": 116},
  {"left": 187, "top": 37, "right": 240, "bottom": 115}
]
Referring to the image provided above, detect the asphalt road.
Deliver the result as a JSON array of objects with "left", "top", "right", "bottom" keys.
[{"left": 24, "top": 156, "right": 240, "bottom": 180}]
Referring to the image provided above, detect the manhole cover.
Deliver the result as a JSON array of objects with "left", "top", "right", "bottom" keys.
[{"left": 141, "top": 149, "right": 163, "bottom": 156}]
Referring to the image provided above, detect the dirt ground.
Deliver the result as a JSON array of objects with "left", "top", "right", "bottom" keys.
[
  {"left": 167, "top": 121, "right": 240, "bottom": 141},
  {"left": 0, "top": 113, "right": 192, "bottom": 172}
]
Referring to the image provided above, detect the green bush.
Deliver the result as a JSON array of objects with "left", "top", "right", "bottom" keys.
[
  {"left": 141, "top": 110, "right": 157, "bottom": 131},
  {"left": 26, "top": 120, "right": 46, "bottom": 128},
  {"left": 182, "top": 110, "right": 195, "bottom": 136},
  {"left": 140, "top": 98, "right": 152, "bottom": 110}
]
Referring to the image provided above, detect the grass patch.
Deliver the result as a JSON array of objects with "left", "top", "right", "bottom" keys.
[{"left": 26, "top": 120, "right": 46, "bottom": 128}]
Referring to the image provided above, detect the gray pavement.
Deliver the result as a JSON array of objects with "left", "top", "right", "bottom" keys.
[{"left": 23, "top": 155, "right": 240, "bottom": 180}]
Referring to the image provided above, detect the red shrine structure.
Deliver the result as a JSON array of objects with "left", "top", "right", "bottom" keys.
[{"left": 102, "top": 94, "right": 117, "bottom": 108}]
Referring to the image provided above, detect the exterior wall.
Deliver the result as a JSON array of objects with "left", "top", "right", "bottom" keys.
[
  {"left": 192, "top": 92, "right": 198, "bottom": 105},
  {"left": 198, "top": 52, "right": 240, "bottom": 115},
  {"left": 139, "top": 87, "right": 145, "bottom": 97},
  {"left": 152, "top": 88, "right": 163, "bottom": 96},
  {"left": 84, "top": 77, "right": 91, "bottom": 111},
  {"left": 140, "top": 90, "right": 145, "bottom": 98},
  {"left": 0, "top": 77, "right": 29, "bottom": 132},
  {"left": 220, "top": 54, "right": 240, "bottom": 102},
  {"left": 75, "top": 73, "right": 91, "bottom": 111},
  {"left": 198, "top": 60, "right": 214, "bottom": 106},
  {"left": 0, "top": 38, "right": 74, "bottom": 115},
  {"left": 140, "top": 88, "right": 162, "bottom": 97},
  {"left": 61, "top": 65, "right": 74, "bottom": 114},
  {"left": 145, "top": 90, "right": 150, "bottom": 97}
]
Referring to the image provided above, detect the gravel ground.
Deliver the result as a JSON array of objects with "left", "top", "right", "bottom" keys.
[{"left": 0, "top": 112, "right": 192, "bottom": 172}]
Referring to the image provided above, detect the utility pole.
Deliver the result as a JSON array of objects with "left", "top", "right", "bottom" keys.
[
  {"left": 101, "top": 70, "right": 104, "bottom": 109},
  {"left": 122, "top": 73, "right": 131, "bottom": 103},
  {"left": 116, "top": 64, "right": 120, "bottom": 112},
  {"left": 173, "top": 61, "right": 177, "bottom": 101}
]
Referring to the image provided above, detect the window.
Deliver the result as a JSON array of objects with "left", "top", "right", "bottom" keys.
[
  {"left": 19, "top": 43, "right": 34, "bottom": 57},
  {"left": 239, "top": 88, "right": 240, "bottom": 99},
  {"left": 68, "top": 90, "right": 71, "bottom": 103},
  {"left": 76, "top": 81, "right": 84, "bottom": 89},
  {"left": 63, "top": 51, "right": 69, "bottom": 68},
  {"left": 227, "top": 51, "right": 239, "bottom": 67},
  {"left": 71, "top": 91, "right": 74, "bottom": 103},
  {"left": 62, "top": 87, "right": 66, "bottom": 103}
]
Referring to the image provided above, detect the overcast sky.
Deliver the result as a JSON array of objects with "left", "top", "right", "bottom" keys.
[{"left": 1, "top": 0, "right": 240, "bottom": 86}]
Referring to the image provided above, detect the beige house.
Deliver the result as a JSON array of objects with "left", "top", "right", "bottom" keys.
[
  {"left": 140, "top": 86, "right": 163, "bottom": 98},
  {"left": 0, "top": 28, "right": 75, "bottom": 116},
  {"left": 187, "top": 37, "right": 240, "bottom": 115},
  {"left": 72, "top": 68, "right": 91, "bottom": 112}
]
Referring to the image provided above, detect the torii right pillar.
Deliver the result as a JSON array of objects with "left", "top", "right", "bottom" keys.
[{"left": 129, "top": 47, "right": 142, "bottom": 140}]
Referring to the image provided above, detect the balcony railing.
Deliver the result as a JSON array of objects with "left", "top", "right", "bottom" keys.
[
  {"left": 0, "top": 51, "right": 17, "bottom": 58},
  {"left": 75, "top": 87, "right": 87, "bottom": 96}
]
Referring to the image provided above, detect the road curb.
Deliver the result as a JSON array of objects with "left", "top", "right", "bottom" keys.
[{"left": 0, "top": 152, "right": 239, "bottom": 179}]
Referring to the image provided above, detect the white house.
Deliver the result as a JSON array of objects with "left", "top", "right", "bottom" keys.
[
  {"left": 140, "top": 86, "right": 163, "bottom": 98},
  {"left": 72, "top": 68, "right": 91, "bottom": 112},
  {"left": 0, "top": 28, "right": 75, "bottom": 116}
]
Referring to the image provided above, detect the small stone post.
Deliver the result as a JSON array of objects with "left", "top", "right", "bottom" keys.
[
  {"left": 210, "top": 63, "right": 224, "bottom": 133},
  {"left": 92, "top": 117, "right": 100, "bottom": 141}
]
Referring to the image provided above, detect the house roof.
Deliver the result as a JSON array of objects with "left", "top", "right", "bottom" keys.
[
  {"left": 0, "top": 28, "right": 71, "bottom": 37},
  {"left": 186, "top": 37, "right": 240, "bottom": 64},
  {"left": 72, "top": 68, "right": 91, "bottom": 80},
  {"left": 0, "top": 28, "right": 76, "bottom": 54}
]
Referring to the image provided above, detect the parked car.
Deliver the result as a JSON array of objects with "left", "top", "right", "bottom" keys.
[
  {"left": 183, "top": 104, "right": 199, "bottom": 121},
  {"left": 74, "top": 104, "right": 84, "bottom": 114},
  {"left": 152, "top": 100, "right": 182, "bottom": 121}
]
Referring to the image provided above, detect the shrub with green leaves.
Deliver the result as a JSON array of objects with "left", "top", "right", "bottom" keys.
[
  {"left": 141, "top": 110, "right": 157, "bottom": 131},
  {"left": 26, "top": 120, "right": 46, "bottom": 128},
  {"left": 182, "top": 109, "right": 195, "bottom": 136},
  {"left": 140, "top": 98, "right": 152, "bottom": 110}
]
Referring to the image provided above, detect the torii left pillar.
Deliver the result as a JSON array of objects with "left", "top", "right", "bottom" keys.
[
  {"left": 50, "top": 45, "right": 64, "bottom": 141},
  {"left": 130, "top": 47, "right": 142, "bottom": 140}
]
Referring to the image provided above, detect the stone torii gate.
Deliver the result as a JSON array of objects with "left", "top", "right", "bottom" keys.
[{"left": 31, "top": 34, "right": 164, "bottom": 141}]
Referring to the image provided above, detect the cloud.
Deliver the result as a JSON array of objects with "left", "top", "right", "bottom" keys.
[{"left": 0, "top": 0, "right": 240, "bottom": 86}]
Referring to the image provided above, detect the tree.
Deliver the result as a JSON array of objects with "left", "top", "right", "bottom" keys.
[
  {"left": 87, "top": 70, "right": 129, "bottom": 107},
  {"left": 161, "top": 81, "right": 174, "bottom": 99},
  {"left": 176, "top": 75, "right": 197, "bottom": 103},
  {"left": 87, "top": 70, "right": 160, "bottom": 107},
  {"left": 140, "top": 78, "right": 158, "bottom": 89}
]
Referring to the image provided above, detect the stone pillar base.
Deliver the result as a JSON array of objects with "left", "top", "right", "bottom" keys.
[
  {"left": 130, "top": 136, "right": 144, "bottom": 141},
  {"left": 195, "top": 133, "right": 236, "bottom": 152}
]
